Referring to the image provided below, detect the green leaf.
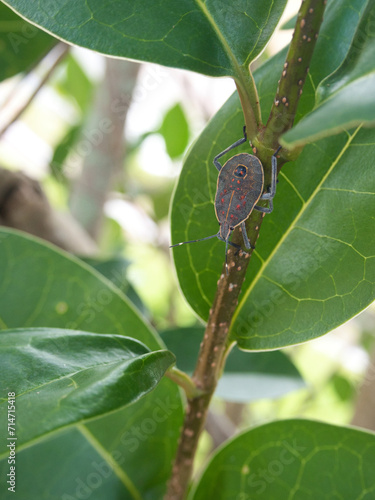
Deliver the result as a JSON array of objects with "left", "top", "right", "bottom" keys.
[
  {"left": 0, "top": 228, "right": 183, "bottom": 499},
  {"left": 161, "top": 327, "right": 304, "bottom": 402},
  {"left": 331, "top": 373, "right": 355, "bottom": 402},
  {"left": 281, "top": 0, "right": 375, "bottom": 148},
  {"left": 80, "top": 255, "right": 149, "bottom": 318},
  {"left": 282, "top": 74, "right": 375, "bottom": 148},
  {"left": 191, "top": 419, "right": 375, "bottom": 499},
  {"left": 2, "top": 0, "right": 287, "bottom": 77},
  {"left": 277, "top": 0, "right": 368, "bottom": 123},
  {"left": 171, "top": 3, "right": 375, "bottom": 351},
  {"left": 173, "top": 116, "right": 375, "bottom": 351},
  {"left": 0, "top": 2, "right": 56, "bottom": 82},
  {"left": 50, "top": 123, "right": 82, "bottom": 181},
  {"left": 0, "top": 429, "right": 135, "bottom": 499},
  {"left": 159, "top": 103, "right": 189, "bottom": 159},
  {"left": 280, "top": 14, "right": 296, "bottom": 30},
  {"left": 0, "top": 328, "right": 175, "bottom": 452},
  {"left": 56, "top": 54, "right": 94, "bottom": 112}
]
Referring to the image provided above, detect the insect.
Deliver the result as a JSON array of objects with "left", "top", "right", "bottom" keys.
[{"left": 171, "top": 127, "right": 281, "bottom": 271}]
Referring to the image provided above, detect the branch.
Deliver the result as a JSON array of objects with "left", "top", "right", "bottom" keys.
[
  {"left": 0, "top": 44, "right": 53, "bottom": 113},
  {"left": 0, "top": 42, "right": 69, "bottom": 138},
  {"left": 69, "top": 58, "right": 140, "bottom": 239},
  {"left": 165, "top": 247, "right": 254, "bottom": 500},
  {"left": 0, "top": 168, "right": 97, "bottom": 255},
  {"left": 261, "top": 0, "right": 327, "bottom": 150},
  {"left": 165, "top": 2, "right": 327, "bottom": 498}
]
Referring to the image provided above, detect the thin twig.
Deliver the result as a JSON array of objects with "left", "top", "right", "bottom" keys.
[
  {"left": 0, "top": 42, "right": 70, "bottom": 138},
  {"left": 0, "top": 42, "right": 56, "bottom": 113}
]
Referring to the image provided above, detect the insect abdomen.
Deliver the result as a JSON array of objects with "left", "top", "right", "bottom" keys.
[{"left": 215, "top": 153, "right": 264, "bottom": 228}]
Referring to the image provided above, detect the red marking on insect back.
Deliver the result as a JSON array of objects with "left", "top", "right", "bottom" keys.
[{"left": 172, "top": 138, "right": 281, "bottom": 279}]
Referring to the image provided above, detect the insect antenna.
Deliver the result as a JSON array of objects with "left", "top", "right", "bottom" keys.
[{"left": 170, "top": 233, "right": 219, "bottom": 248}]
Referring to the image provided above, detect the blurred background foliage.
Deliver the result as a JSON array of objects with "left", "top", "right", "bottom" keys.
[{"left": 0, "top": 0, "right": 374, "bottom": 457}]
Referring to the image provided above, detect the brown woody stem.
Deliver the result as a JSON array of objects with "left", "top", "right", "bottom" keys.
[
  {"left": 165, "top": 1, "right": 326, "bottom": 499},
  {"left": 165, "top": 246, "right": 254, "bottom": 500}
]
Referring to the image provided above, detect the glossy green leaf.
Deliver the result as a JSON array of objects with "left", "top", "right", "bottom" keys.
[
  {"left": 282, "top": 76, "right": 375, "bottom": 148},
  {"left": 191, "top": 419, "right": 375, "bottom": 499},
  {"left": 0, "top": 228, "right": 183, "bottom": 499},
  {"left": 0, "top": 328, "right": 175, "bottom": 451},
  {"left": 171, "top": 0, "right": 368, "bottom": 314},
  {"left": 161, "top": 327, "right": 305, "bottom": 402},
  {"left": 2, "top": 0, "right": 287, "bottom": 77},
  {"left": 231, "top": 127, "right": 375, "bottom": 350},
  {"left": 0, "top": 429, "right": 134, "bottom": 499},
  {"left": 171, "top": 1, "right": 375, "bottom": 351},
  {"left": 281, "top": 0, "right": 375, "bottom": 148},
  {"left": 173, "top": 108, "right": 375, "bottom": 352},
  {"left": 159, "top": 103, "right": 189, "bottom": 159},
  {"left": 80, "top": 255, "right": 149, "bottom": 318},
  {"left": 0, "top": 2, "right": 55, "bottom": 81}
]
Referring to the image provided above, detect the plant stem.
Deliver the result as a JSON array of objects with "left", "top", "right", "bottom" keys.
[
  {"left": 165, "top": 246, "right": 254, "bottom": 500},
  {"left": 261, "top": 0, "right": 327, "bottom": 150},
  {"left": 166, "top": 367, "right": 203, "bottom": 399},
  {"left": 165, "top": 2, "right": 327, "bottom": 498},
  {"left": 235, "top": 69, "right": 262, "bottom": 139}
]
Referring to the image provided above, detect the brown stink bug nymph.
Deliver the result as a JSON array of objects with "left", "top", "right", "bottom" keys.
[{"left": 171, "top": 127, "right": 281, "bottom": 272}]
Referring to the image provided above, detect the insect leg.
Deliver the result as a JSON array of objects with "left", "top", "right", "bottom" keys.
[
  {"left": 240, "top": 221, "right": 253, "bottom": 249},
  {"left": 228, "top": 240, "right": 242, "bottom": 250},
  {"left": 260, "top": 146, "right": 281, "bottom": 201},
  {"left": 213, "top": 126, "right": 248, "bottom": 172},
  {"left": 254, "top": 199, "right": 273, "bottom": 214},
  {"left": 256, "top": 146, "right": 281, "bottom": 213}
]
